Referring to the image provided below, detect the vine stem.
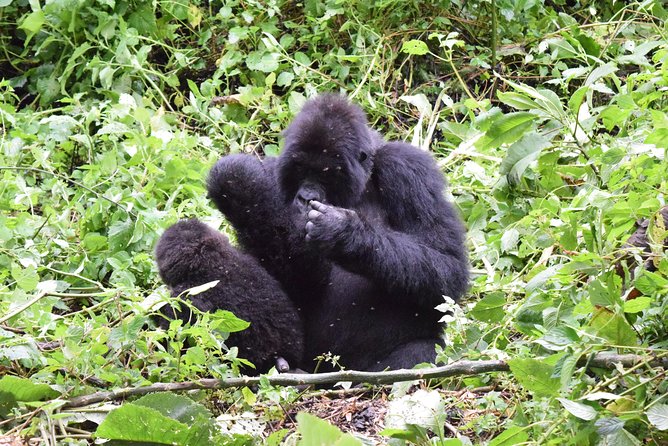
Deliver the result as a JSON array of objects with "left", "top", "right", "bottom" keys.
[{"left": 62, "top": 352, "right": 664, "bottom": 408}]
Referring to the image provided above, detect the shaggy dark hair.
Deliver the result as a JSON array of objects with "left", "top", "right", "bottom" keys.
[{"left": 159, "top": 94, "right": 469, "bottom": 372}]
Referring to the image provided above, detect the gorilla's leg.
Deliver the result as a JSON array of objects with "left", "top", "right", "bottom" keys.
[
  {"left": 366, "top": 339, "right": 443, "bottom": 371},
  {"left": 155, "top": 219, "right": 305, "bottom": 374}
]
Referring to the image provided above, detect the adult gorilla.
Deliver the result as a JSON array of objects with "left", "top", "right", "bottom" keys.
[{"left": 184, "top": 94, "right": 467, "bottom": 372}]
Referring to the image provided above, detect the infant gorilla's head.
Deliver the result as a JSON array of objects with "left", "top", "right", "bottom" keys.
[
  {"left": 277, "top": 95, "right": 381, "bottom": 212},
  {"left": 155, "top": 220, "right": 230, "bottom": 287}
]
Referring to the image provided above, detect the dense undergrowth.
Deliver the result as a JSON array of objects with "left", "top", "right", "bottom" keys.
[{"left": 0, "top": 0, "right": 667, "bottom": 444}]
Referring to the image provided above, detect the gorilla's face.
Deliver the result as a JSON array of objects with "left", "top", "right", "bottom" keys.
[
  {"left": 276, "top": 94, "right": 379, "bottom": 213},
  {"left": 278, "top": 145, "right": 372, "bottom": 212}
]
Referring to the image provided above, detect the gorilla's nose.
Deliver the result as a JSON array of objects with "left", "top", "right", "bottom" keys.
[{"left": 295, "top": 184, "right": 323, "bottom": 211}]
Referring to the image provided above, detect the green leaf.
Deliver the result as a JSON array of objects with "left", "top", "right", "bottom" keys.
[
  {"left": 0, "top": 376, "right": 59, "bottom": 401},
  {"left": 575, "top": 33, "right": 600, "bottom": 57},
  {"left": 536, "top": 327, "right": 580, "bottom": 351},
  {"left": 488, "top": 426, "right": 529, "bottom": 446},
  {"left": 588, "top": 279, "right": 620, "bottom": 308},
  {"left": 508, "top": 358, "right": 560, "bottom": 397},
  {"left": 647, "top": 404, "right": 668, "bottom": 431},
  {"left": 277, "top": 71, "right": 295, "bottom": 87},
  {"left": 266, "top": 429, "right": 289, "bottom": 446},
  {"left": 19, "top": 10, "right": 45, "bottom": 35},
  {"left": 557, "top": 398, "right": 598, "bottom": 420},
  {"left": 211, "top": 310, "right": 250, "bottom": 333},
  {"left": 623, "top": 297, "right": 652, "bottom": 314},
  {"left": 603, "top": 429, "right": 642, "bottom": 446},
  {"left": 499, "top": 132, "right": 551, "bottom": 184},
  {"left": 133, "top": 393, "right": 214, "bottom": 425},
  {"left": 568, "top": 86, "right": 588, "bottom": 116},
  {"left": 497, "top": 92, "right": 539, "bottom": 111},
  {"left": 588, "top": 308, "right": 638, "bottom": 346},
  {"left": 11, "top": 264, "right": 39, "bottom": 292},
  {"left": 595, "top": 417, "right": 624, "bottom": 435},
  {"left": 477, "top": 112, "right": 537, "bottom": 151},
  {"left": 95, "top": 403, "right": 210, "bottom": 445},
  {"left": 401, "top": 40, "right": 429, "bottom": 55},
  {"left": 470, "top": 292, "right": 505, "bottom": 323},
  {"left": 246, "top": 51, "right": 280, "bottom": 73},
  {"left": 296, "top": 412, "right": 362, "bottom": 446},
  {"left": 645, "top": 128, "right": 668, "bottom": 149}
]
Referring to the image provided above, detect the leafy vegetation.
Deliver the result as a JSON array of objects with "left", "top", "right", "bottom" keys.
[{"left": 1, "top": 0, "right": 667, "bottom": 444}]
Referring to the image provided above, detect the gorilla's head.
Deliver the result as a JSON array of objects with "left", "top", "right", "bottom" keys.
[{"left": 277, "top": 95, "right": 380, "bottom": 212}]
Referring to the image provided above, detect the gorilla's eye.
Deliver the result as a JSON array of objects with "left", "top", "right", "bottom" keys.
[{"left": 359, "top": 152, "right": 368, "bottom": 162}]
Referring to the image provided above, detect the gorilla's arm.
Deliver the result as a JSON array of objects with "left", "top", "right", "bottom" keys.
[
  {"left": 307, "top": 142, "right": 469, "bottom": 308},
  {"left": 207, "top": 155, "right": 330, "bottom": 298}
]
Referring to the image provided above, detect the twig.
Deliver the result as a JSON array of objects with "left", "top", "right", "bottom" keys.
[{"left": 63, "top": 353, "right": 665, "bottom": 408}]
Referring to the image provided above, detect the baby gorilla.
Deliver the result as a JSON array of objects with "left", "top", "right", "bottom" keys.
[{"left": 155, "top": 219, "right": 304, "bottom": 374}]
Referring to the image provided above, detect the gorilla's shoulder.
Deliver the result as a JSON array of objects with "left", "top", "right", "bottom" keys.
[{"left": 373, "top": 141, "right": 446, "bottom": 193}]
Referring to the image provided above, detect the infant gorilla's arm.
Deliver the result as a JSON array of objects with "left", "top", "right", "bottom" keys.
[{"left": 305, "top": 141, "right": 469, "bottom": 308}]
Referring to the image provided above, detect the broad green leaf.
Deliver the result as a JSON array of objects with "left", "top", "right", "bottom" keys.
[
  {"left": 11, "top": 264, "right": 39, "bottom": 292},
  {"left": 95, "top": 403, "right": 209, "bottom": 445},
  {"left": 477, "top": 112, "right": 537, "bottom": 151},
  {"left": 595, "top": 417, "right": 624, "bottom": 435},
  {"left": 0, "top": 376, "right": 59, "bottom": 401},
  {"left": 588, "top": 279, "right": 620, "bottom": 308},
  {"left": 19, "top": 10, "right": 45, "bottom": 35},
  {"left": 133, "top": 393, "right": 214, "bottom": 425},
  {"left": 508, "top": 358, "right": 560, "bottom": 396},
  {"left": 497, "top": 92, "right": 539, "bottom": 111},
  {"left": 488, "top": 426, "right": 529, "bottom": 446},
  {"left": 557, "top": 398, "right": 598, "bottom": 420},
  {"left": 588, "top": 308, "right": 638, "bottom": 346},
  {"left": 634, "top": 271, "right": 668, "bottom": 295},
  {"left": 584, "top": 63, "right": 618, "bottom": 86},
  {"left": 645, "top": 128, "right": 668, "bottom": 149},
  {"left": 267, "top": 429, "right": 289, "bottom": 446},
  {"left": 554, "top": 352, "right": 579, "bottom": 390},
  {"left": 575, "top": 33, "right": 601, "bottom": 57},
  {"left": 647, "top": 404, "right": 668, "bottom": 431},
  {"left": 296, "top": 412, "right": 362, "bottom": 446},
  {"left": 499, "top": 132, "right": 551, "bottom": 184},
  {"left": 470, "top": 292, "right": 505, "bottom": 323},
  {"left": 401, "top": 40, "right": 429, "bottom": 55},
  {"left": 277, "top": 71, "right": 295, "bottom": 87},
  {"left": 536, "top": 327, "right": 580, "bottom": 351},
  {"left": 603, "top": 429, "right": 641, "bottom": 446},
  {"left": 211, "top": 310, "right": 250, "bottom": 333},
  {"left": 246, "top": 51, "right": 280, "bottom": 73},
  {"left": 623, "top": 297, "right": 652, "bottom": 313}
]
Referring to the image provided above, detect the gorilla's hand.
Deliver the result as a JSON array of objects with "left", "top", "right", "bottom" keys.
[
  {"left": 207, "top": 155, "right": 272, "bottom": 217},
  {"left": 305, "top": 200, "right": 360, "bottom": 250}
]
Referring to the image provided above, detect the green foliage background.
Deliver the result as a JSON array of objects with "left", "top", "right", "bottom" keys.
[{"left": 0, "top": 0, "right": 667, "bottom": 444}]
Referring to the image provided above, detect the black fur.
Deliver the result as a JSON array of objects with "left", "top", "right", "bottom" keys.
[
  {"left": 155, "top": 219, "right": 304, "bottom": 374},
  {"left": 203, "top": 94, "right": 469, "bottom": 371}
]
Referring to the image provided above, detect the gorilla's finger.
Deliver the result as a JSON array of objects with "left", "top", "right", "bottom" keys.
[
  {"left": 307, "top": 209, "right": 322, "bottom": 220},
  {"left": 310, "top": 201, "right": 329, "bottom": 212},
  {"left": 305, "top": 221, "right": 315, "bottom": 232}
]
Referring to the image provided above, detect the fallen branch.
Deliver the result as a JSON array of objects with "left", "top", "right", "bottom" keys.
[{"left": 63, "top": 352, "right": 663, "bottom": 408}]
